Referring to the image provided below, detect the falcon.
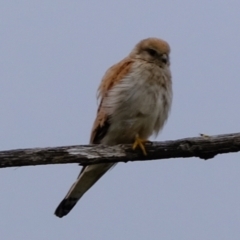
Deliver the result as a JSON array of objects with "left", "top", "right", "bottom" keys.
[{"left": 55, "top": 37, "right": 172, "bottom": 217}]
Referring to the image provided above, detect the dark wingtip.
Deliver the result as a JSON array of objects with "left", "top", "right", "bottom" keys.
[{"left": 54, "top": 198, "right": 78, "bottom": 218}]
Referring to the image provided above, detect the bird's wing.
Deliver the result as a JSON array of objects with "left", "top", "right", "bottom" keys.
[{"left": 54, "top": 58, "right": 133, "bottom": 218}]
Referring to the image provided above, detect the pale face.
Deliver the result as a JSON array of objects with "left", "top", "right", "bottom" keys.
[{"left": 129, "top": 38, "right": 170, "bottom": 68}]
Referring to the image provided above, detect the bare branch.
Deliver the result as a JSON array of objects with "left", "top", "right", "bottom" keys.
[{"left": 0, "top": 133, "right": 240, "bottom": 169}]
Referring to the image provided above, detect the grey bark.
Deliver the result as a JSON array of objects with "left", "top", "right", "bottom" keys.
[{"left": 0, "top": 133, "right": 240, "bottom": 168}]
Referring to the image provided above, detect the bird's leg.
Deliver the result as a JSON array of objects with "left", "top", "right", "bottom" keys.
[{"left": 132, "top": 134, "right": 148, "bottom": 156}]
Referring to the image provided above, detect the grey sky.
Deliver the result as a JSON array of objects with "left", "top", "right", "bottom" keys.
[{"left": 1, "top": 1, "right": 240, "bottom": 239}]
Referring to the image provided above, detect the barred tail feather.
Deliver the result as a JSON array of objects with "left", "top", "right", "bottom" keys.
[
  {"left": 54, "top": 163, "right": 114, "bottom": 218},
  {"left": 55, "top": 197, "right": 78, "bottom": 218}
]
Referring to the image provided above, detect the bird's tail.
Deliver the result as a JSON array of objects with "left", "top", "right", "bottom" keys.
[{"left": 54, "top": 163, "right": 114, "bottom": 218}]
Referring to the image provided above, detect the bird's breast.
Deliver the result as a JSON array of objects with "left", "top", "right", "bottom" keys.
[{"left": 102, "top": 62, "right": 172, "bottom": 144}]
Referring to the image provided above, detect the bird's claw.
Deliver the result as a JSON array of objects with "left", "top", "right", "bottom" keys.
[{"left": 132, "top": 134, "right": 147, "bottom": 155}]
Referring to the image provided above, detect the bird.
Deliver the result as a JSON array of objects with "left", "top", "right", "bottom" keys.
[{"left": 54, "top": 37, "right": 173, "bottom": 218}]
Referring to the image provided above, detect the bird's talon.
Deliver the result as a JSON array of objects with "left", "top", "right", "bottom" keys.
[{"left": 132, "top": 135, "right": 147, "bottom": 155}]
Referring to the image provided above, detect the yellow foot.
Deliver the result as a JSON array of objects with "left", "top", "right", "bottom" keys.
[{"left": 132, "top": 134, "right": 147, "bottom": 156}]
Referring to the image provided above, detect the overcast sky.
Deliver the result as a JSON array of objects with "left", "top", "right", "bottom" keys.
[{"left": 1, "top": 1, "right": 240, "bottom": 239}]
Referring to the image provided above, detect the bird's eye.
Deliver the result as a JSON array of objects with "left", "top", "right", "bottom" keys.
[
  {"left": 161, "top": 54, "right": 168, "bottom": 64},
  {"left": 146, "top": 48, "right": 157, "bottom": 57}
]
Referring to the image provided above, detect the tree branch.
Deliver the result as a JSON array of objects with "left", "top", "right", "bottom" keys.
[{"left": 0, "top": 132, "right": 240, "bottom": 169}]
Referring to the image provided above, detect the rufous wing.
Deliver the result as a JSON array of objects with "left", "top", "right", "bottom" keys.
[{"left": 90, "top": 57, "right": 134, "bottom": 144}]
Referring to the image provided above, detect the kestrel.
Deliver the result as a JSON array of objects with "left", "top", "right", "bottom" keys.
[{"left": 55, "top": 37, "right": 172, "bottom": 218}]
